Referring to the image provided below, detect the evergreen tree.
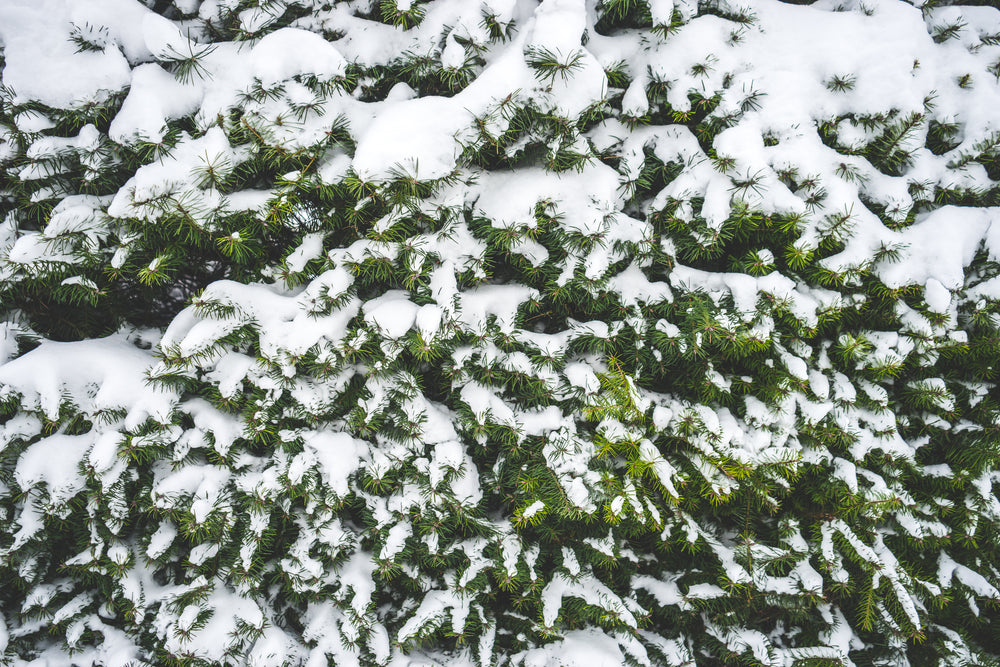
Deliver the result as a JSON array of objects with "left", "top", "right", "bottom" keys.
[{"left": 1, "top": 0, "right": 999, "bottom": 665}]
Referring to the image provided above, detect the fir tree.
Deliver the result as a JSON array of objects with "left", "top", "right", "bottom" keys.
[{"left": 1, "top": 0, "right": 999, "bottom": 665}]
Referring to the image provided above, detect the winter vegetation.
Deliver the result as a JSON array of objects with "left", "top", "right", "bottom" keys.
[{"left": 1, "top": 0, "right": 1000, "bottom": 665}]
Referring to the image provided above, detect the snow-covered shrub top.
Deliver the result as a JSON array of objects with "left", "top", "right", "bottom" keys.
[{"left": 1, "top": 0, "right": 999, "bottom": 665}]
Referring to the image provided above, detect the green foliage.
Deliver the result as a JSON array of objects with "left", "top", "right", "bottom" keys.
[{"left": 1, "top": 0, "right": 999, "bottom": 666}]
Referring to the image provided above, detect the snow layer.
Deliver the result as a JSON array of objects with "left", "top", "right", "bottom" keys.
[{"left": 1, "top": 0, "right": 1000, "bottom": 666}]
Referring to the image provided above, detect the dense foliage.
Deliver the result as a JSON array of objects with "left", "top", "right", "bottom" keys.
[{"left": 1, "top": 0, "right": 999, "bottom": 665}]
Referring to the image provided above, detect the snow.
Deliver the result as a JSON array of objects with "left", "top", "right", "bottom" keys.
[
  {"left": 250, "top": 28, "right": 347, "bottom": 86},
  {"left": 1, "top": 0, "right": 1000, "bottom": 664},
  {"left": 0, "top": 334, "right": 178, "bottom": 427},
  {"left": 152, "top": 464, "right": 231, "bottom": 523},
  {"left": 460, "top": 381, "right": 516, "bottom": 426},
  {"left": 14, "top": 434, "right": 91, "bottom": 504},
  {"left": 523, "top": 500, "right": 545, "bottom": 519},
  {"left": 353, "top": 96, "right": 475, "bottom": 182},
  {"left": 162, "top": 278, "right": 361, "bottom": 362},
  {"left": 110, "top": 64, "right": 202, "bottom": 144},
  {"left": 520, "top": 628, "right": 627, "bottom": 667},
  {"left": 285, "top": 233, "right": 325, "bottom": 273},
  {"left": 744, "top": 2, "right": 934, "bottom": 126},
  {"left": 363, "top": 290, "right": 421, "bottom": 339},
  {"left": 380, "top": 522, "right": 412, "bottom": 561},
  {"left": 0, "top": 0, "right": 132, "bottom": 108},
  {"left": 875, "top": 206, "right": 994, "bottom": 290},
  {"left": 108, "top": 127, "right": 242, "bottom": 223},
  {"left": 146, "top": 521, "right": 178, "bottom": 560},
  {"left": 302, "top": 430, "right": 367, "bottom": 497},
  {"left": 939, "top": 552, "right": 1000, "bottom": 601},
  {"left": 458, "top": 284, "right": 538, "bottom": 334},
  {"left": 474, "top": 164, "right": 622, "bottom": 237}
]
